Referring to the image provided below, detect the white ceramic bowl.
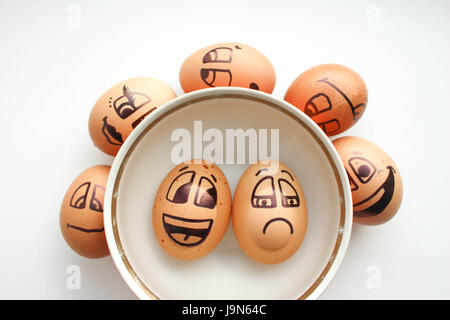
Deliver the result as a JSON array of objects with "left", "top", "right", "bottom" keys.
[{"left": 104, "top": 87, "right": 352, "bottom": 299}]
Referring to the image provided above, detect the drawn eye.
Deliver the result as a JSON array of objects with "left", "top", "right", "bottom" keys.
[
  {"left": 349, "top": 156, "right": 376, "bottom": 184},
  {"left": 200, "top": 68, "right": 232, "bottom": 87},
  {"left": 116, "top": 102, "right": 136, "bottom": 119},
  {"left": 166, "top": 171, "right": 196, "bottom": 204},
  {"left": 202, "top": 47, "right": 233, "bottom": 63},
  {"left": 304, "top": 93, "right": 332, "bottom": 117},
  {"left": 89, "top": 184, "right": 105, "bottom": 212},
  {"left": 251, "top": 176, "right": 276, "bottom": 208},
  {"left": 194, "top": 177, "right": 217, "bottom": 209},
  {"left": 70, "top": 182, "right": 90, "bottom": 209},
  {"left": 278, "top": 179, "right": 300, "bottom": 208}
]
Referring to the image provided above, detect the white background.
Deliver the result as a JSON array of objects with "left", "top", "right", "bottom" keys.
[{"left": 0, "top": 0, "right": 449, "bottom": 299}]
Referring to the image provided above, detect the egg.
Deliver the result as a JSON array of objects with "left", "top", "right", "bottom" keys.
[
  {"left": 60, "top": 165, "right": 110, "bottom": 258},
  {"left": 284, "top": 64, "right": 368, "bottom": 136},
  {"left": 89, "top": 77, "right": 177, "bottom": 156},
  {"left": 333, "top": 136, "right": 403, "bottom": 225},
  {"left": 152, "top": 160, "right": 232, "bottom": 260},
  {"left": 232, "top": 160, "right": 307, "bottom": 264},
  {"left": 179, "top": 42, "right": 276, "bottom": 93}
]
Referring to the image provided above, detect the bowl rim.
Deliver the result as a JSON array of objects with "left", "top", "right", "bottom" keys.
[{"left": 103, "top": 87, "right": 353, "bottom": 300}]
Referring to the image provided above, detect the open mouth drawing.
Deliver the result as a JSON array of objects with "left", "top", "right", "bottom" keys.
[
  {"left": 162, "top": 213, "right": 213, "bottom": 247},
  {"left": 353, "top": 166, "right": 396, "bottom": 217},
  {"left": 66, "top": 223, "right": 104, "bottom": 233}
]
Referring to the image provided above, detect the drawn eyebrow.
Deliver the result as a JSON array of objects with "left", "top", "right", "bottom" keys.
[
  {"left": 281, "top": 170, "right": 294, "bottom": 181},
  {"left": 255, "top": 168, "right": 269, "bottom": 176},
  {"left": 211, "top": 174, "right": 217, "bottom": 183},
  {"left": 179, "top": 166, "right": 189, "bottom": 172}
]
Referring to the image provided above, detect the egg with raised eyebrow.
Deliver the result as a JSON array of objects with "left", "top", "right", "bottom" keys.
[
  {"left": 152, "top": 160, "right": 232, "bottom": 260},
  {"left": 232, "top": 160, "right": 307, "bottom": 264}
]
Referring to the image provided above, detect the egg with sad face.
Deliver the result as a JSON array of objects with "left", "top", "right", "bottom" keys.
[
  {"left": 153, "top": 160, "right": 232, "bottom": 260},
  {"left": 232, "top": 160, "right": 308, "bottom": 264}
]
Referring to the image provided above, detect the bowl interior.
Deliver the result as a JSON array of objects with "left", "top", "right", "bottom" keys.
[{"left": 108, "top": 90, "right": 349, "bottom": 299}]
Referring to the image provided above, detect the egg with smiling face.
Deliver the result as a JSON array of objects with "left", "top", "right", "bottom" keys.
[
  {"left": 232, "top": 160, "right": 307, "bottom": 264},
  {"left": 153, "top": 160, "right": 232, "bottom": 260},
  {"left": 333, "top": 136, "right": 403, "bottom": 225},
  {"left": 89, "top": 77, "right": 176, "bottom": 156}
]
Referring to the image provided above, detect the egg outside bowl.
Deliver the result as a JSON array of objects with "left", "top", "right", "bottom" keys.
[{"left": 104, "top": 87, "right": 353, "bottom": 300}]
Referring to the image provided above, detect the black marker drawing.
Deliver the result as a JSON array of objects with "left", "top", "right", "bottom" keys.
[
  {"left": 200, "top": 68, "right": 232, "bottom": 87},
  {"left": 305, "top": 93, "right": 333, "bottom": 117},
  {"left": 131, "top": 107, "right": 156, "bottom": 129},
  {"left": 318, "top": 119, "right": 341, "bottom": 135},
  {"left": 354, "top": 166, "right": 396, "bottom": 217},
  {"left": 263, "top": 218, "right": 294, "bottom": 234},
  {"left": 193, "top": 177, "right": 217, "bottom": 209},
  {"left": 109, "top": 85, "right": 151, "bottom": 120},
  {"left": 166, "top": 171, "right": 196, "bottom": 204},
  {"left": 278, "top": 179, "right": 300, "bottom": 208},
  {"left": 102, "top": 117, "right": 123, "bottom": 145},
  {"left": 346, "top": 169, "right": 359, "bottom": 191},
  {"left": 251, "top": 176, "right": 277, "bottom": 208},
  {"left": 89, "top": 184, "right": 105, "bottom": 212},
  {"left": 70, "top": 182, "right": 90, "bottom": 209},
  {"left": 348, "top": 156, "right": 376, "bottom": 184},
  {"left": 201, "top": 46, "right": 234, "bottom": 87},
  {"left": 249, "top": 82, "right": 259, "bottom": 90},
  {"left": 67, "top": 223, "right": 104, "bottom": 233},
  {"left": 202, "top": 47, "right": 233, "bottom": 63},
  {"left": 318, "top": 78, "right": 366, "bottom": 121},
  {"left": 162, "top": 213, "right": 213, "bottom": 247}
]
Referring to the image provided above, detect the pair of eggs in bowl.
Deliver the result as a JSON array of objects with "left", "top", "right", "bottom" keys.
[{"left": 152, "top": 160, "right": 307, "bottom": 264}]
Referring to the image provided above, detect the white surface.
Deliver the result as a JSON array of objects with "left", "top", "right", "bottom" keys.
[
  {"left": 104, "top": 89, "right": 352, "bottom": 299},
  {"left": 0, "top": 0, "right": 449, "bottom": 299}
]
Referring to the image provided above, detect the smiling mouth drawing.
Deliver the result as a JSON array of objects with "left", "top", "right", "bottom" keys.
[
  {"left": 162, "top": 213, "right": 213, "bottom": 247},
  {"left": 262, "top": 217, "right": 294, "bottom": 234},
  {"left": 353, "top": 166, "right": 396, "bottom": 217},
  {"left": 67, "top": 223, "right": 104, "bottom": 233}
]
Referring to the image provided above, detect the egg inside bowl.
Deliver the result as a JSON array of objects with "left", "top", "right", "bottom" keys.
[{"left": 104, "top": 87, "right": 352, "bottom": 299}]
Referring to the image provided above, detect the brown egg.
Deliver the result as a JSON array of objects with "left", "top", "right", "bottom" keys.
[
  {"left": 89, "top": 77, "right": 177, "bottom": 156},
  {"left": 232, "top": 160, "right": 307, "bottom": 264},
  {"left": 179, "top": 42, "right": 276, "bottom": 93},
  {"left": 152, "top": 160, "right": 232, "bottom": 260},
  {"left": 284, "top": 64, "right": 368, "bottom": 136},
  {"left": 332, "top": 136, "right": 403, "bottom": 225},
  {"left": 60, "top": 165, "right": 110, "bottom": 258}
]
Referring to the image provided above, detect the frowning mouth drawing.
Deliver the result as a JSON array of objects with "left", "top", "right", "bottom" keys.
[
  {"left": 262, "top": 217, "right": 294, "bottom": 235},
  {"left": 162, "top": 213, "right": 213, "bottom": 247}
]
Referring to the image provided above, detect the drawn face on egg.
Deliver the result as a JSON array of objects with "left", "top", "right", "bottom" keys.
[
  {"left": 303, "top": 77, "right": 366, "bottom": 135},
  {"left": 200, "top": 45, "right": 259, "bottom": 90},
  {"left": 60, "top": 165, "right": 111, "bottom": 258},
  {"left": 333, "top": 136, "right": 403, "bottom": 225},
  {"left": 179, "top": 42, "right": 276, "bottom": 94},
  {"left": 284, "top": 64, "right": 368, "bottom": 136},
  {"left": 232, "top": 161, "right": 307, "bottom": 264},
  {"left": 153, "top": 161, "right": 231, "bottom": 260},
  {"left": 89, "top": 77, "right": 176, "bottom": 156}
]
